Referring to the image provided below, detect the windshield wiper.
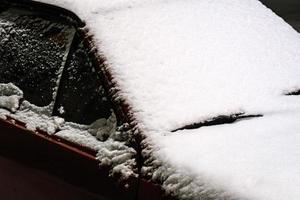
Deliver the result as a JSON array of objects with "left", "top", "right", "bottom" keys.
[
  {"left": 172, "top": 113, "right": 263, "bottom": 132},
  {"left": 285, "top": 89, "right": 300, "bottom": 96}
]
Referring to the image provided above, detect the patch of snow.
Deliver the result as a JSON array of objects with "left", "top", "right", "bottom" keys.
[
  {"left": 5, "top": 98, "right": 63, "bottom": 134},
  {"left": 0, "top": 108, "right": 9, "bottom": 120},
  {"left": 96, "top": 139, "right": 136, "bottom": 179},
  {"left": 88, "top": 111, "right": 117, "bottom": 141},
  {"left": 57, "top": 122, "right": 137, "bottom": 179},
  {"left": 20, "top": 100, "right": 53, "bottom": 116},
  {"left": 58, "top": 106, "right": 65, "bottom": 114},
  {"left": 0, "top": 82, "right": 136, "bottom": 179},
  {"left": 56, "top": 123, "right": 100, "bottom": 149},
  {"left": 0, "top": 83, "right": 23, "bottom": 97},
  {"left": 10, "top": 109, "right": 64, "bottom": 134},
  {"left": 0, "top": 83, "right": 23, "bottom": 112},
  {"left": 0, "top": 95, "right": 21, "bottom": 112}
]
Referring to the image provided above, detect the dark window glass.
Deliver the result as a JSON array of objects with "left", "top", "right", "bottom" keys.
[
  {"left": 0, "top": 8, "right": 74, "bottom": 106},
  {"left": 0, "top": 7, "right": 113, "bottom": 125},
  {"left": 53, "top": 36, "right": 113, "bottom": 125}
]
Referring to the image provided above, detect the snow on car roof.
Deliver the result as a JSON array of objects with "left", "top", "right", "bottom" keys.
[{"left": 34, "top": 0, "right": 300, "bottom": 199}]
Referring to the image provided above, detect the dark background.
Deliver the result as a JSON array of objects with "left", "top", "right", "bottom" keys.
[{"left": 260, "top": 0, "right": 300, "bottom": 31}]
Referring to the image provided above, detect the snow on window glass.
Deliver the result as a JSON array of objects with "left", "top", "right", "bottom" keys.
[
  {"left": 53, "top": 36, "right": 113, "bottom": 125},
  {"left": 0, "top": 5, "right": 137, "bottom": 181},
  {"left": 0, "top": 8, "right": 74, "bottom": 107}
]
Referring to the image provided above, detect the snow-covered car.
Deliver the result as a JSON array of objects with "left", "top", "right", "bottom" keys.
[{"left": 1, "top": 0, "right": 300, "bottom": 200}]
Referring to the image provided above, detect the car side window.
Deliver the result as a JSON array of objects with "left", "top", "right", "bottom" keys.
[
  {"left": 0, "top": 6, "right": 114, "bottom": 127},
  {"left": 0, "top": 8, "right": 74, "bottom": 107},
  {"left": 53, "top": 35, "right": 113, "bottom": 125}
]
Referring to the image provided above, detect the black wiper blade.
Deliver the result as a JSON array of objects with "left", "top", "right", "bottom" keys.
[
  {"left": 172, "top": 113, "right": 263, "bottom": 132},
  {"left": 285, "top": 89, "right": 300, "bottom": 96}
]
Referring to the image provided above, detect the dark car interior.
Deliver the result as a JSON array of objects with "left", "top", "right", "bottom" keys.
[{"left": 260, "top": 0, "right": 300, "bottom": 32}]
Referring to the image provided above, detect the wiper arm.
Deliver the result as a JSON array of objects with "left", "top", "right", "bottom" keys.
[
  {"left": 285, "top": 89, "right": 300, "bottom": 96},
  {"left": 172, "top": 113, "right": 263, "bottom": 132}
]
